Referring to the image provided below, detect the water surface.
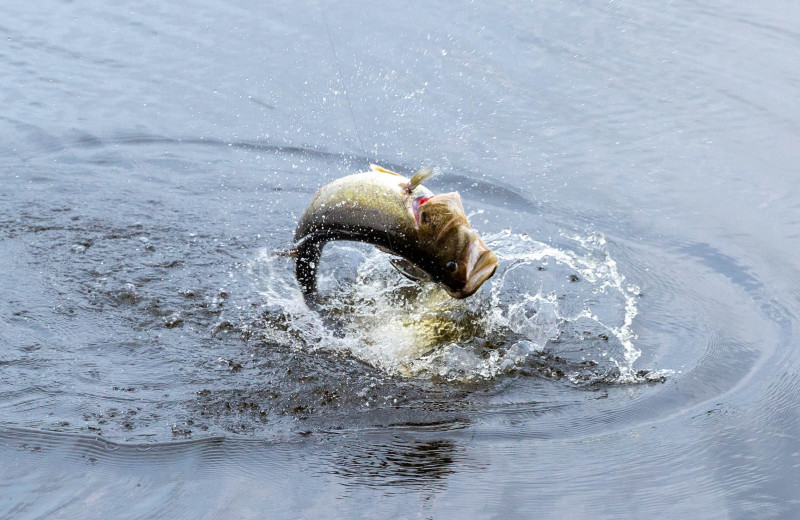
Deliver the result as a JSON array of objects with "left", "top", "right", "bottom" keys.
[{"left": 2, "top": 0, "right": 800, "bottom": 518}]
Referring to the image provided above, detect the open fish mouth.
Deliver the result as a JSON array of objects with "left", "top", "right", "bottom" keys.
[{"left": 445, "top": 239, "right": 499, "bottom": 299}]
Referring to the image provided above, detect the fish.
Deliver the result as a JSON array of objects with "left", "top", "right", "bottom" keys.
[{"left": 292, "top": 164, "right": 498, "bottom": 299}]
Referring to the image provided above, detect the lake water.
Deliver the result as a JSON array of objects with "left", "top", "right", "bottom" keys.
[{"left": 2, "top": 1, "right": 800, "bottom": 518}]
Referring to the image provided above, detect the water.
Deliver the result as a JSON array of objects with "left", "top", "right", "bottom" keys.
[{"left": 2, "top": 0, "right": 800, "bottom": 518}]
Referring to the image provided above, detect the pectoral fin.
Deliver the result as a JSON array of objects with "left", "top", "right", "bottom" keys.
[
  {"left": 390, "top": 258, "right": 432, "bottom": 282},
  {"left": 401, "top": 166, "right": 434, "bottom": 194}
]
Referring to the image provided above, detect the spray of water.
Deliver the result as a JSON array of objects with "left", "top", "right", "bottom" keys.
[{"left": 249, "top": 230, "right": 673, "bottom": 385}]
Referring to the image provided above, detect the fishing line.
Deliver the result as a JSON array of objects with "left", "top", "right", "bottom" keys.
[{"left": 320, "top": 5, "right": 365, "bottom": 157}]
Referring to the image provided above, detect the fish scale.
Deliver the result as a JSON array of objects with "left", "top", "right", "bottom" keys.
[{"left": 293, "top": 165, "right": 498, "bottom": 299}]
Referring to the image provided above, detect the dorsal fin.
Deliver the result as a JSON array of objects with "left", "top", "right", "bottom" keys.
[
  {"left": 402, "top": 166, "right": 434, "bottom": 194},
  {"left": 370, "top": 164, "right": 401, "bottom": 176}
]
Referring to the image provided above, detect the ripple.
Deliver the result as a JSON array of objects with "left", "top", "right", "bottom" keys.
[{"left": 323, "top": 436, "right": 468, "bottom": 490}]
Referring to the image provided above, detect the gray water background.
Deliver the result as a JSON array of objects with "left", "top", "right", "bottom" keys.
[{"left": 2, "top": 0, "right": 800, "bottom": 518}]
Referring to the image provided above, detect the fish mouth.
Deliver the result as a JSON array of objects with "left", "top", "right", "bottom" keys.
[{"left": 445, "top": 239, "right": 499, "bottom": 299}]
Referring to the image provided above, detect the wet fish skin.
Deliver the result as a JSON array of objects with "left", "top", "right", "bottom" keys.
[{"left": 293, "top": 165, "right": 498, "bottom": 299}]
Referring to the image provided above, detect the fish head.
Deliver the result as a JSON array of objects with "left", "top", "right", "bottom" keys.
[{"left": 414, "top": 192, "right": 498, "bottom": 298}]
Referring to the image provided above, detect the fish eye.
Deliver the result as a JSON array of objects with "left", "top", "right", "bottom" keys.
[
  {"left": 446, "top": 261, "right": 458, "bottom": 273},
  {"left": 421, "top": 212, "right": 430, "bottom": 224}
]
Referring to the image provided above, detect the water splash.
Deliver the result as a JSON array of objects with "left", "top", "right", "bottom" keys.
[
  {"left": 493, "top": 230, "right": 673, "bottom": 384},
  {"left": 248, "top": 230, "right": 672, "bottom": 385}
]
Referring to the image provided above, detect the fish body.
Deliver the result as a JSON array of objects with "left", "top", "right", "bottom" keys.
[{"left": 293, "top": 165, "right": 497, "bottom": 299}]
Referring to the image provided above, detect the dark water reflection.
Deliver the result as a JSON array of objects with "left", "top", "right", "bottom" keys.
[
  {"left": 2, "top": 0, "right": 800, "bottom": 518},
  {"left": 326, "top": 437, "right": 465, "bottom": 490}
]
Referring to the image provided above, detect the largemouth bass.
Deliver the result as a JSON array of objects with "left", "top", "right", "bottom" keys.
[{"left": 293, "top": 165, "right": 498, "bottom": 298}]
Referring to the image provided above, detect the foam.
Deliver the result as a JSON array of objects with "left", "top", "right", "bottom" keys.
[{"left": 248, "top": 230, "right": 673, "bottom": 384}]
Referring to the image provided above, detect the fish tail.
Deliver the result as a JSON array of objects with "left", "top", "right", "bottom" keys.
[{"left": 294, "top": 242, "right": 323, "bottom": 295}]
